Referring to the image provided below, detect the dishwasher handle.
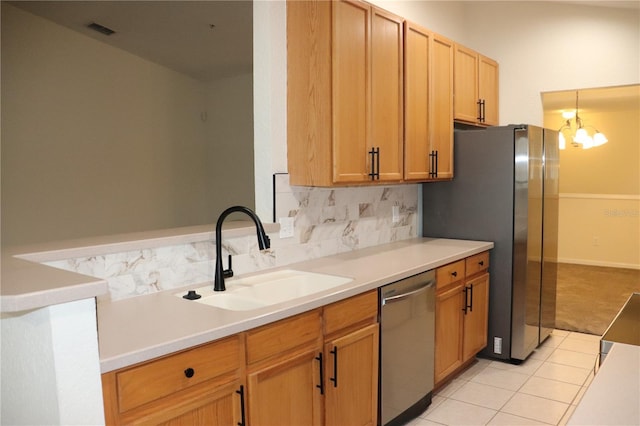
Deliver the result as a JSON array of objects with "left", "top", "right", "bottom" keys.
[{"left": 381, "top": 281, "right": 434, "bottom": 306}]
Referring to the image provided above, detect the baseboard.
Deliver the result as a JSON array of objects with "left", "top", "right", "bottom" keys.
[{"left": 558, "top": 258, "right": 640, "bottom": 270}]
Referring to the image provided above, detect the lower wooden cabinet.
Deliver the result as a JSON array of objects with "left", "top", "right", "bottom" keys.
[
  {"left": 102, "top": 291, "right": 379, "bottom": 426},
  {"left": 435, "top": 251, "right": 490, "bottom": 387},
  {"left": 247, "top": 348, "right": 323, "bottom": 426},
  {"left": 101, "top": 335, "right": 245, "bottom": 425},
  {"left": 324, "top": 323, "right": 379, "bottom": 426}
]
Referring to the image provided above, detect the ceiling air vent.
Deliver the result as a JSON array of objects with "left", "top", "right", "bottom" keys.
[{"left": 87, "top": 22, "right": 115, "bottom": 36}]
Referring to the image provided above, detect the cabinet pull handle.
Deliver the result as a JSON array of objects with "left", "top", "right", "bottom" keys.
[
  {"left": 368, "top": 147, "right": 380, "bottom": 180},
  {"left": 481, "top": 99, "right": 486, "bottom": 122},
  {"left": 451, "top": 271, "right": 457, "bottom": 277},
  {"left": 462, "top": 287, "right": 468, "bottom": 314},
  {"left": 315, "top": 352, "right": 324, "bottom": 395},
  {"left": 330, "top": 347, "right": 338, "bottom": 387},
  {"left": 236, "top": 385, "right": 246, "bottom": 426},
  {"left": 469, "top": 283, "right": 474, "bottom": 312},
  {"left": 184, "top": 367, "right": 195, "bottom": 378},
  {"left": 479, "top": 260, "right": 484, "bottom": 266},
  {"left": 477, "top": 99, "right": 483, "bottom": 121},
  {"left": 429, "top": 150, "right": 438, "bottom": 178}
]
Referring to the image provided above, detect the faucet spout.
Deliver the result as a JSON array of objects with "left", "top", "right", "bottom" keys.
[{"left": 214, "top": 206, "right": 271, "bottom": 291}]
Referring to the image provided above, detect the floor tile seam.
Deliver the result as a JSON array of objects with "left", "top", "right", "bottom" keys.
[
  {"left": 516, "top": 386, "right": 580, "bottom": 405},
  {"left": 541, "top": 358, "right": 595, "bottom": 372},
  {"left": 428, "top": 396, "right": 499, "bottom": 418},
  {"left": 553, "top": 347, "right": 600, "bottom": 356},
  {"left": 500, "top": 394, "right": 572, "bottom": 426},
  {"left": 532, "top": 372, "right": 591, "bottom": 387},
  {"left": 497, "top": 406, "right": 559, "bottom": 426}
]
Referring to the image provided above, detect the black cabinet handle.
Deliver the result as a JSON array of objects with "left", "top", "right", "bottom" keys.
[
  {"left": 479, "top": 260, "right": 484, "bottom": 266},
  {"left": 429, "top": 150, "right": 438, "bottom": 178},
  {"left": 451, "top": 271, "right": 458, "bottom": 277},
  {"left": 315, "top": 353, "right": 324, "bottom": 395},
  {"left": 330, "top": 347, "right": 338, "bottom": 387},
  {"left": 469, "top": 284, "right": 474, "bottom": 312},
  {"left": 368, "top": 147, "right": 380, "bottom": 180},
  {"left": 184, "top": 367, "right": 195, "bottom": 378},
  {"left": 462, "top": 287, "right": 468, "bottom": 314},
  {"left": 481, "top": 99, "right": 486, "bottom": 123},
  {"left": 236, "top": 385, "right": 246, "bottom": 426},
  {"left": 477, "top": 99, "right": 483, "bottom": 121}
]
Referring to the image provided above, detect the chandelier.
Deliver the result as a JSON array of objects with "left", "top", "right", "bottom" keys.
[{"left": 558, "top": 91, "right": 608, "bottom": 150}]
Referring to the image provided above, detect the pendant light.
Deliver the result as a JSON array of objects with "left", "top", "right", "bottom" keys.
[{"left": 558, "top": 91, "right": 608, "bottom": 150}]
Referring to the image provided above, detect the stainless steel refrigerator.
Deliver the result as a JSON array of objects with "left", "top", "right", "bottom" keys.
[{"left": 422, "top": 125, "right": 559, "bottom": 362}]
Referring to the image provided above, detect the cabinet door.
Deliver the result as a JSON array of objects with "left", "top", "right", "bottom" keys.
[
  {"left": 247, "top": 349, "right": 323, "bottom": 426},
  {"left": 453, "top": 44, "right": 479, "bottom": 124},
  {"left": 463, "top": 273, "right": 490, "bottom": 361},
  {"left": 103, "top": 376, "right": 243, "bottom": 425},
  {"left": 325, "top": 324, "right": 379, "bottom": 426},
  {"left": 430, "top": 34, "right": 454, "bottom": 179},
  {"left": 371, "top": 7, "right": 403, "bottom": 182},
  {"left": 403, "top": 21, "right": 430, "bottom": 181},
  {"left": 435, "top": 284, "right": 464, "bottom": 384},
  {"left": 478, "top": 55, "right": 499, "bottom": 126},
  {"left": 333, "top": 0, "right": 370, "bottom": 184}
]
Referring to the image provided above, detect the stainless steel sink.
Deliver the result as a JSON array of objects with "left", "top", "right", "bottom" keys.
[{"left": 176, "top": 269, "right": 353, "bottom": 311}]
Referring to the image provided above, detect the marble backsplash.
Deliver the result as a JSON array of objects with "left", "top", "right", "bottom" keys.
[{"left": 45, "top": 175, "right": 419, "bottom": 301}]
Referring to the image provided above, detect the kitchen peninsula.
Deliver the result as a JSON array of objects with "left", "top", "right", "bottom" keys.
[{"left": 1, "top": 224, "right": 491, "bottom": 424}]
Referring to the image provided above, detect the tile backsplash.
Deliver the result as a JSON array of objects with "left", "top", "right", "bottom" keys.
[{"left": 45, "top": 175, "right": 419, "bottom": 301}]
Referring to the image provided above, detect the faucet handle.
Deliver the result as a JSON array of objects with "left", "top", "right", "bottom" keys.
[{"left": 223, "top": 254, "right": 234, "bottom": 278}]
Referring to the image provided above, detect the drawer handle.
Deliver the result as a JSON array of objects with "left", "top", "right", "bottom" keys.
[
  {"left": 451, "top": 271, "right": 458, "bottom": 277},
  {"left": 479, "top": 260, "right": 484, "bottom": 266},
  {"left": 184, "top": 368, "right": 195, "bottom": 378}
]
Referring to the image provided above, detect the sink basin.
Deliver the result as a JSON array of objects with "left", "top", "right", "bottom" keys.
[{"left": 176, "top": 269, "right": 353, "bottom": 311}]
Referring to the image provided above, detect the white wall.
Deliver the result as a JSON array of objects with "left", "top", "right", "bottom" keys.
[
  {"left": 1, "top": 299, "right": 104, "bottom": 425},
  {"left": 1, "top": 4, "right": 255, "bottom": 246}
]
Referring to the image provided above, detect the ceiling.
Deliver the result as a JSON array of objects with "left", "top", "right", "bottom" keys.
[{"left": 9, "top": 1, "right": 253, "bottom": 82}]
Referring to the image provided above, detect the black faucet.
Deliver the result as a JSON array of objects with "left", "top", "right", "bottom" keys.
[{"left": 214, "top": 206, "right": 271, "bottom": 291}]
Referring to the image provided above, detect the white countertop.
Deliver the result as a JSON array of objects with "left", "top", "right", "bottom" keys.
[
  {"left": 569, "top": 342, "right": 640, "bottom": 425},
  {"left": 98, "top": 237, "right": 493, "bottom": 372}
]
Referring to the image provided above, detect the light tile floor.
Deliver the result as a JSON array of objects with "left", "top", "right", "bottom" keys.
[{"left": 409, "top": 330, "right": 600, "bottom": 426}]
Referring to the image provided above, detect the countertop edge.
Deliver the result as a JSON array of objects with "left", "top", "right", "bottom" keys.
[
  {"left": 98, "top": 238, "right": 494, "bottom": 373},
  {"left": 0, "top": 221, "right": 279, "bottom": 313}
]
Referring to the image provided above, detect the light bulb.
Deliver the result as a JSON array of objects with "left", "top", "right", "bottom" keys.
[
  {"left": 559, "top": 132, "right": 566, "bottom": 150},
  {"left": 593, "top": 132, "right": 608, "bottom": 147},
  {"left": 573, "top": 128, "right": 589, "bottom": 144}
]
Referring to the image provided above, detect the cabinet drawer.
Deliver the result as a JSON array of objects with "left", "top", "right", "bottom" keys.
[
  {"left": 323, "top": 290, "right": 378, "bottom": 336},
  {"left": 246, "top": 309, "right": 322, "bottom": 365},
  {"left": 466, "top": 251, "right": 489, "bottom": 277},
  {"left": 436, "top": 260, "right": 465, "bottom": 290},
  {"left": 116, "top": 335, "right": 242, "bottom": 413}
]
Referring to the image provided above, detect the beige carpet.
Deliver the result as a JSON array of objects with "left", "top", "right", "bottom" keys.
[{"left": 555, "top": 263, "right": 640, "bottom": 336}]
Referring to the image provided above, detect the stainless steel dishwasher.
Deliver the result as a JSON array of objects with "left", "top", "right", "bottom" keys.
[{"left": 379, "top": 270, "right": 435, "bottom": 426}]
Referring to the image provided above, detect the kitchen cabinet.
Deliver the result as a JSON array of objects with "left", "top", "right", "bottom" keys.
[
  {"left": 404, "top": 21, "right": 454, "bottom": 181},
  {"left": 102, "top": 291, "right": 379, "bottom": 425},
  {"left": 434, "top": 251, "right": 490, "bottom": 386},
  {"left": 101, "top": 335, "right": 245, "bottom": 425},
  {"left": 323, "top": 291, "right": 379, "bottom": 426},
  {"left": 454, "top": 44, "right": 499, "bottom": 126},
  {"left": 287, "top": 0, "right": 403, "bottom": 186},
  {"left": 246, "top": 310, "right": 323, "bottom": 425}
]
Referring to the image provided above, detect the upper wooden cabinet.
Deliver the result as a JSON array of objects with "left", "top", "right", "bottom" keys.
[
  {"left": 404, "top": 21, "right": 454, "bottom": 181},
  {"left": 287, "top": 0, "right": 403, "bottom": 186},
  {"left": 454, "top": 44, "right": 499, "bottom": 126}
]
